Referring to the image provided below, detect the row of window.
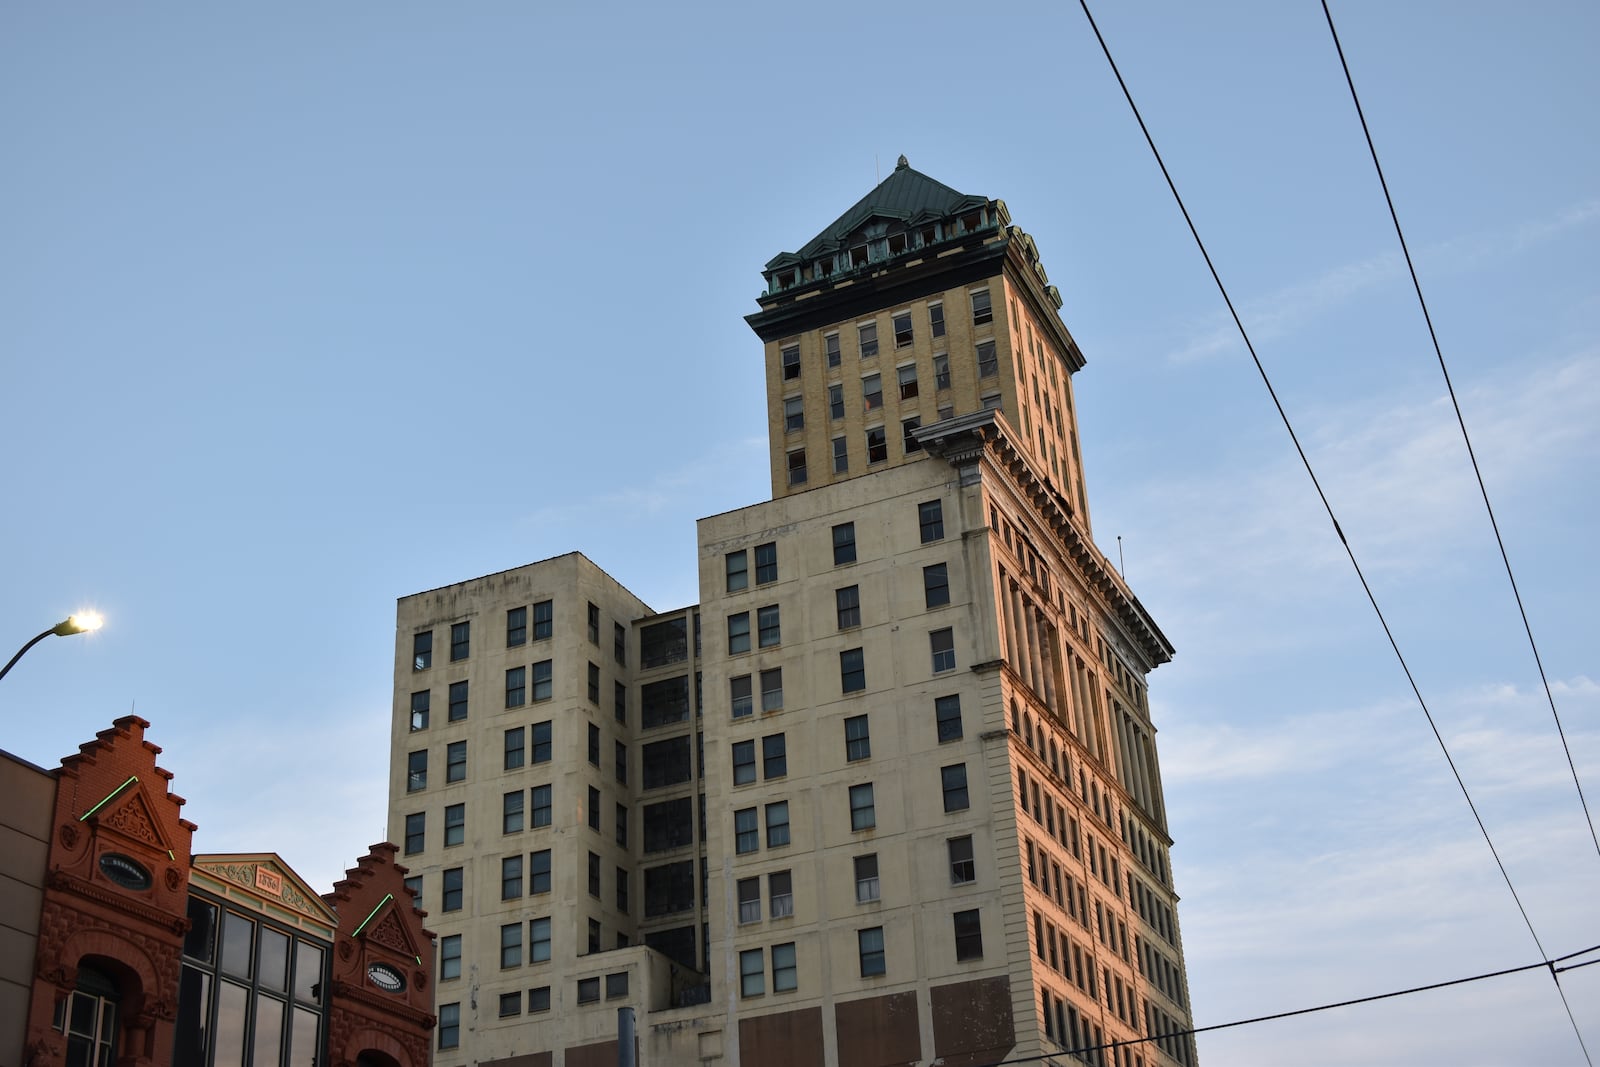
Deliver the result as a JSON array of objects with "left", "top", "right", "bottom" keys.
[
  {"left": 730, "top": 769, "right": 971, "bottom": 853},
  {"left": 412, "top": 599, "right": 627, "bottom": 667},
  {"left": 737, "top": 906, "right": 983, "bottom": 1001},
  {"left": 779, "top": 289, "right": 993, "bottom": 385},
  {"left": 724, "top": 502, "right": 942, "bottom": 598}
]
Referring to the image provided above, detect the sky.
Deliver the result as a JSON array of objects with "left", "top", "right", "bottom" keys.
[{"left": 2, "top": 3, "right": 1597, "bottom": 1064}]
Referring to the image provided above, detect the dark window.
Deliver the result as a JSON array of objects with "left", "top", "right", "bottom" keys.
[
  {"left": 858, "top": 322, "right": 878, "bottom": 359},
  {"left": 845, "top": 715, "right": 871, "bottom": 761},
  {"left": 615, "top": 682, "right": 627, "bottom": 724},
  {"left": 413, "top": 631, "right": 432, "bottom": 671},
  {"left": 894, "top": 313, "right": 913, "bottom": 348},
  {"left": 641, "top": 675, "right": 691, "bottom": 728},
  {"left": 858, "top": 927, "right": 886, "bottom": 977},
  {"left": 766, "top": 801, "right": 790, "bottom": 847},
  {"left": 728, "top": 612, "right": 750, "bottom": 654},
  {"left": 954, "top": 909, "right": 984, "bottom": 960},
  {"left": 839, "top": 648, "right": 866, "bottom": 694},
  {"left": 644, "top": 797, "right": 695, "bottom": 853},
  {"left": 862, "top": 374, "right": 882, "bottom": 411},
  {"left": 506, "top": 667, "right": 526, "bottom": 708},
  {"left": 530, "top": 918, "right": 551, "bottom": 962},
  {"left": 784, "top": 395, "right": 804, "bottom": 432},
  {"left": 410, "top": 690, "right": 430, "bottom": 731},
  {"left": 499, "top": 992, "right": 520, "bottom": 1017},
  {"left": 754, "top": 542, "right": 778, "bottom": 584},
  {"left": 442, "top": 867, "right": 463, "bottom": 911},
  {"left": 614, "top": 622, "right": 627, "bottom": 666},
  {"left": 503, "top": 791, "right": 524, "bottom": 834},
  {"left": 606, "top": 971, "right": 629, "bottom": 999},
  {"left": 531, "top": 785, "right": 552, "bottom": 828},
  {"left": 833, "top": 523, "right": 856, "bottom": 565},
  {"left": 440, "top": 934, "right": 461, "bottom": 979},
  {"left": 738, "top": 877, "right": 761, "bottom": 924},
  {"left": 616, "top": 868, "right": 630, "bottom": 914},
  {"left": 588, "top": 852, "right": 602, "bottom": 898},
  {"left": 731, "top": 675, "right": 753, "bottom": 718},
  {"left": 942, "top": 764, "right": 970, "bottom": 812},
  {"left": 444, "top": 803, "right": 464, "bottom": 846},
  {"left": 507, "top": 607, "right": 527, "bottom": 647},
  {"left": 438, "top": 1003, "right": 460, "bottom": 1049},
  {"left": 929, "top": 303, "right": 946, "bottom": 338},
  {"left": 502, "top": 856, "right": 523, "bottom": 899},
  {"left": 448, "top": 681, "right": 468, "bottom": 722},
  {"left": 643, "top": 860, "right": 696, "bottom": 917},
  {"left": 735, "top": 808, "right": 759, "bottom": 854},
  {"left": 587, "top": 723, "right": 600, "bottom": 767},
  {"left": 532, "top": 599, "right": 553, "bottom": 640},
  {"left": 850, "top": 784, "right": 875, "bottom": 831},
  {"left": 787, "top": 449, "right": 807, "bottom": 486},
  {"left": 532, "top": 720, "right": 552, "bottom": 763},
  {"left": 931, "top": 628, "right": 957, "bottom": 672},
  {"left": 587, "top": 787, "right": 601, "bottom": 831},
  {"left": 828, "top": 383, "right": 845, "bottom": 419},
  {"left": 529, "top": 986, "right": 551, "bottom": 1012},
  {"left": 903, "top": 417, "right": 922, "bottom": 454},
  {"left": 404, "top": 813, "right": 424, "bottom": 854},
  {"left": 446, "top": 741, "right": 466, "bottom": 783},
  {"left": 825, "top": 333, "right": 841, "bottom": 367},
  {"left": 578, "top": 977, "right": 600, "bottom": 1004},
  {"left": 616, "top": 803, "right": 629, "bottom": 847},
  {"left": 919, "top": 500, "right": 945, "bottom": 542},
  {"left": 587, "top": 602, "right": 600, "bottom": 644},
  {"left": 641, "top": 735, "right": 693, "bottom": 789},
  {"left": 450, "top": 622, "right": 470, "bottom": 661},
  {"left": 934, "top": 353, "right": 951, "bottom": 390},
  {"left": 833, "top": 436, "right": 849, "bottom": 473},
  {"left": 971, "top": 288, "right": 993, "bottom": 326},
  {"left": 836, "top": 586, "right": 860, "bottom": 629},
  {"left": 762, "top": 734, "right": 787, "bottom": 779},
  {"left": 757, "top": 605, "right": 780, "bottom": 647},
  {"left": 407, "top": 750, "right": 427, "bottom": 792},
  {"left": 530, "top": 849, "right": 551, "bottom": 894},
  {"left": 866, "top": 426, "right": 887, "bottom": 464},
  {"left": 897, "top": 362, "right": 918, "bottom": 399},
  {"left": 588, "top": 662, "right": 600, "bottom": 704},
  {"left": 950, "top": 835, "right": 976, "bottom": 883},
  {"left": 641, "top": 617, "right": 689, "bottom": 667},
  {"left": 740, "top": 948, "right": 764, "bottom": 997},
  {"left": 855, "top": 854, "right": 880, "bottom": 902},
  {"left": 732, "top": 740, "right": 756, "bottom": 785},
  {"left": 924, "top": 563, "right": 950, "bottom": 608},
  {"left": 781, "top": 344, "right": 801, "bottom": 380},
  {"left": 769, "top": 872, "right": 793, "bottom": 919},
  {"left": 531, "top": 660, "right": 552, "bottom": 702},
  {"left": 726, "top": 550, "right": 748, "bottom": 592},
  {"left": 760, "top": 668, "right": 783, "bottom": 712},
  {"left": 615, "top": 741, "right": 628, "bottom": 784},
  {"left": 977, "top": 340, "right": 998, "bottom": 378},
  {"left": 936, "top": 695, "right": 963, "bottom": 742}
]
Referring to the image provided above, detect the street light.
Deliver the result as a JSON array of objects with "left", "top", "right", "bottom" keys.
[{"left": 0, "top": 612, "right": 105, "bottom": 683}]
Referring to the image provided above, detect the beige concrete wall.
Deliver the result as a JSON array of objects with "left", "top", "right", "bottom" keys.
[{"left": 0, "top": 750, "right": 54, "bottom": 1067}]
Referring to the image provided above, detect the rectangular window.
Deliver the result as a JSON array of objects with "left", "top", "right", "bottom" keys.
[
  {"left": 615, "top": 681, "right": 627, "bottom": 724},
  {"left": 971, "top": 288, "right": 993, "bottom": 326},
  {"left": 728, "top": 612, "right": 750, "bottom": 654},
  {"left": 406, "top": 750, "right": 427, "bottom": 793},
  {"left": 844, "top": 714, "right": 871, "bottom": 761},
  {"left": 772, "top": 942, "right": 797, "bottom": 992},
  {"left": 501, "top": 923, "right": 522, "bottom": 968},
  {"left": 731, "top": 675, "right": 753, "bottom": 718},
  {"left": 606, "top": 971, "right": 629, "bottom": 1000},
  {"left": 726, "top": 550, "right": 749, "bottom": 591},
  {"left": 412, "top": 631, "right": 432, "bottom": 671},
  {"left": 450, "top": 621, "right": 470, "bottom": 661},
  {"left": 866, "top": 426, "right": 887, "bottom": 464},
  {"left": 588, "top": 602, "right": 600, "bottom": 644},
  {"left": 936, "top": 695, "right": 963, "bottom": 742},
  {"left": 760, "top": 667, "right": 784, "bottom": 712},
  {"left": 448, "top": 680, "right": 468, "bottom": 722},
  {"left": 735, "top": 807, "right": 759, "bottom": 854},
  {"left": 828, "top": 383, "right": 845, "bottom": 420},
  {"left": 982, "top": 391, "right": 1002, "bottom": 411},
  {"left": 893, "top": 312, "right": 913, "bottom": 348},
  {"left": 849, "top": 783, "right": 875, "bottom": 831},
  {"left": 977, "top": 340, "right": 998, "bottom": 378},
  {"left": 404, "top": 875, "right": 422, "bottom": 910},
  {"left": 754, "top": 542, "right": 778, "bottom": 584},
  {"left": 617, "top": 803, "right": 629, "bottom": 848},
  {"left": 781, "top": 344, "right": 800, "bottom": 380},
  {"left": 410, "top": 691, "right": 430, "bottom": 731},
  {"left": 531, "top": 660, "right": 552, "bottom": 702},
  {"left": 499, "top": 992, "right": 520, "bottom": 1018},
  {"left": 836, "top": 585, "right": 860, "bottom": 629},
  {"left": 617, "top": 867, "right": 629, "bottom": 914},
  {"left": 588, "top": 662, "right": 600, "bottom": 705},
  {"left": 587, "top": 787, "right": 601, "bottom": 831},
  {"left": 440, "top": 935, "right": 461, "bottom": 980},
  {"left": 902, "top": 417, "right": 921, "bottom": 454},
  {"left": 588, "top": 852, "right": 601, "bottom": 898},
  {"left": 528, "top": 986, "right": 550, "bottom": 1012},
  {"left": 641, "top": 676, "right": 691, "bottom": 728},
  {"left": 532, "top": 599, "right": 553, "bottom": 640},
  {"left": 858, "top": 927, "right": 886, "bottom": 977},
  {"left": 732, "top": 741, "right": 756, "bottom": 785},
  {"left": 862, "top": 373, "right": 882, "bottom": 411},
  {"left": 934, "top": 352, "right": 951, "bottom": 390},
  {"left": 438, "top": 1003, "right": 459, "bottom": 1050},
  {"left": 897, "top": 362, "right": 918, "bottom": 399},
  {"left": 506, "top": 666, "right": 526, "bottom": 708},
  {"left": 931, "top": 628, "right": 957, "bottom": 672},
  {"left": 919, "top": 500, "right": 945, "bottom": 542},
  {"left": 740, "top": 948, "right": 765, "bottom": 997},
  {"left": 762, "top": 734, "right": 787, "bottom": 779},
  {"left": 530, "top": 918, "right": 551, "bottom": 962},
  {"left": 942, "top": 764, "right": 970, "bottom": 812},
  {"left": 825, "top": 332, "right": 841, "bottom": 367},
  {"left": 614, "top": 622, "right": 627, "bottom": 666},
  {"left": 840, "top": 648, "right": 866, "bottom": 693},
  {"left": 949, "top": 835, "right": 976, "bottom": 883},
  {"left": 738, "top": 877, "right": 761, "bottom": 924},
  {"left": 532, "top": 786, "right": 552, "bottom": 828},
  {"left": 766, "top": 801, "right": 790, "bottom": 847},
  {"left": 446, "top": 740, "right": 466, "bottom": 783},
  {"left": 532, "top": 721, "right": 552, "bottom": 763},
  {"left": 832, "top": 522, "right": 856, "bottom": 565},
  {"left": 769, "top": 871, "right": 793, "bottom": 918},
  {"left": 442, "top": 867, "right": 463, "bottom": 911},
  {"left": 503, "top": 790, "right": 524, "bottom": 834},
  {"left": 832, "top": 435, "right": 849, "bottom": 473},
  {"left": 929, "top": 302, "right": 946, "bottom": 338},
  {"left": 507, "top": 607, "right": 527, "bottom": 647},
  {"left": 787, "top": 448, "right": 807, "bottom": 486},
  {"left": 587, "top": 723, "right": 601, "bottom": 767},
  {"left": 530, "top": 849, "right": 551, "bottom": 894},
  {"left": 615, "top": 741, "right": 627, "bottom": 784},
  {"left": 444, "top": 803, "right": 464, "bottom": 846},
  {"left": 924, "top": 563, "right": 950, "bottom": 608},
  {"left": 783, "top": 395, "right": 804, "bottom": 432},
  {"left": 641, "top": 735, "right": 692, "bottom": 788},
  {"left": 757, "top": 605, "right": 781, "bottom": 647},
  {"left": 404, "top": 812, "right": 424, "bottom": 854},
  {"left": 954, "top": 909, "right": 984, "bottom": 960},
  {"left": 858, "top": 321, "right": 878, "bottom": 359},
  {"left": 854, "top": 854, "right": 880, "bottom": 902}
]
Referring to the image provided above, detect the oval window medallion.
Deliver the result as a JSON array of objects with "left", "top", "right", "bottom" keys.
[
  {"left": 367, "top": 962, "right": 406, "bottom": 993},
  {"left": 99, "top": 853, "right": 153, "bottom": 891}
]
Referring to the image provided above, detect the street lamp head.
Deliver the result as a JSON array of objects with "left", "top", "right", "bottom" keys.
[{"left": 54, "top": 612, "right": 104, "bottom": 637}]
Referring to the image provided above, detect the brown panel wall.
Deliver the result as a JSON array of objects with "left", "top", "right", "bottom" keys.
[
  {"left": 481, "top": 1055, "right": 552, "bottom": 1067},
  {"left": 835, "top": 991, "right": 921, "bottom": 1067},
  {"left": 566, "top": 1040, "right": 625, "bottom": 1067},
  {"left": 738, "top": 1006, "right": 825, "bottom": 1067},
  {"left": 931, "top": 976, "right": 1015, "bottom": 1067}
]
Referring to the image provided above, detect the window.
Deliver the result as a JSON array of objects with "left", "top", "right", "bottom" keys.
[
  {"left": 844, "top": 714, "right": 871, "bottom": 761},
  {"left": 836, "top": 586, "right": 860, "bottom": 629},
  {"left": 893, "top": 312, "right": 913, "bottom": 348},
  {"left": 501, "top": 922, "right": 523, "bottom": 968},
  {"left": 765, "top": 801, "right": 791, "bottom": 847},
  {"left": 825, "top": 332, "right": 841, "bottom": 367},
  {"left": 588, "top": 851, "right": 601, "bottom": 898},
  {"left": 528, "top": 986, "right": 550, "bottom": 1012},
  {"left": 588, "top": 723, "right": 600, "bottom": 767},
  {"left": 532, "top": 720, "right": 552, "bottom": 763},
  {"left": 732, "top": 741, "right": 756, "bottom": 785},
  {"left": 769, "top": 871, "right": 793, "bottom": 918},
  {"left": 413, "top": 631, "right": 432, "bottom": 671},
  {"left": 588, "top": 602, "right": 600, "bottom": 644},
  {"left": 924, "top": 563, "right": 950, "bottom": 608},
  {"left": 858, "top": 321, "right": 878, "bottom": 359},
  {"left": 757, "top": 605, "right": 781, "bottom": 647},
  {"left": 448, "top": 680, "right": 468, "bottom": 722},
  {"left": 902, "top": 417, "right": 921, "bottom": 454},
  {"left": 617, "top": 867, "right": 629, "bottom": 913},
  {"left": 641, "top": 735, "right": 692, "bottom": 788},
  {"left": 726, "top": 550, "right": 749, "bottom": 591},
  {"left": 577, "top": 976, "right": 600, "bottom": 1004},
  {"left": 897, "top": 362, "right": 918, "bottom": 399},
  {"left": 499, "top": 991, "right": 521, "bottom": 1017},
  {"left": 832, "top": 436, "right": 848, "bottom": 473},
  {"left": 728, "top": 612, "right": 750, "bottom": 654},
  {"left": 738, "top": 877, "right": 761, "bottom": 923},
  {"left": 615, "top": 741, "right": 628, "bottom": 784},
  {"left": 450, "top": 621, "right": 470, "bottom": 661},
  {"left": 409, "top": 691, "right": 429, "bottom": 731},
  {"left": 507, "top": 606, "right": 527, "bottom": 647},
  {"left": 587, "top": 787, "right": 601, "bottom": 831},
  {"left": 760, "top": 668, "right": 784, "bottom": 712},
  {"left": 617, "top": 803, "right": 629, "bottom": 848},
  {"left": 829, "top": 383, "right": 845, "bottom": 420},
  {"left": 404, "top": 875, "right": 422, "bottom": 909},
  {"left": 735, "top": 807, "right": 759, "bottom": 854},
  {"left": 971, "top": 288, "right": 993, "bottom": 326},
  {"left": 442, "top": 867, "right": 463, "bottom": 912},
  {"left": 740, "top": 948, "right": 765, "bottom": 997},
  {"left": 506, "top": 666, "right": 526, "bottom": 708},
  {"left": 615, "top": 622, "right": 627, "bottom": 666},
  {"left": 862, "top": 373, "right": 882, "bottom": 410},
  {"left": 532, "top": 599, "right": 553, "bottom": 640},
  {"left": 783, "top": 395, "right": 804, "bottom": 432},
  {"left": 931, "top": 628, "right": 957, "bottom": 672},
  {"left": 934, "top": 352, "right": 951, "bottom": 390},
  {"left": 942, "top": 764, "right": 970, "bottom": 812},
  {"left": 787, "top": 448, "right": 807, "bottom": 486},
  {"left": 949, "top": 835, "right": 976, "bottom": 883},
  {"left": 588, "top": 662, "right": 600, "bottom": 704},
  {"left": 407, "top": 750, "right": 427, "bottom": 792},
  {"left": 855, "top": 854, "right": 880, "bottom": 903},
  {"left": 444, "top": 803, "right": 464, "bottom": 846},
  {"left": 849, "top": 783, "right": 876, "bottom": 831},
  {"left": 641, "top": 676, "right": 691, "bottom": 727},
  {"left": 503, "top": 791, "right": 524, "bottom": 834},
  {"left": 531, "top": 660, "right": 552, "bottom": 701},
  {"left": 832, "top": 522, "right": 856, "bottom": 565},
  {"left": 404, "top": 813, "right": 424, "bottom": 854},
  {"left": 754, "top": 542, "right": 778, "bottom": 584},
  {"left": 982, "top": 391, "right": 1002, "bottom": 411},
  {"left": 840, "top": 649, "right": 866, "bottom": 694},
  {"left": 531, "top": 785, "right": 552, "bottom": 827},
  {"left": 772, "top": 942, "right": 797, "bottom": 991},
  {"left": 530, "top": 849, "right": 551, "bottom": 894},
  {"left": 615, "top": 681, "right": 627, "bottom": 724},
  {"left": 606, "top": 971, "right": 629, "bottom": 999},
  {"left": 936, "top": 695, "right": 963, "bottom": 742},
  {"left": 954, "top": 909, "right": 984, "bottom": 960},
  {"left": 929, "top": 302, "right": 946, "bottom": 338},
  {"left": 731, "top": 675, "right": 753, "bottom": 718},
  {"left": 438, "top": 1003, "right": 460, "bottom": 1049},
  {"left": 866, "top": 426, "right": 887, "bottom": 464},
  {"left": 446, "top": 740, "right": 466, "bottom": 783},
  {"left": 781, "top": 344, "right": 800, "bottom": 380},
  {"left": 858, "top": 927, "right": 886, "bottom": 977},
  {"left": 919, "top": 499, "right": 945, "bottom": 542},
  {"left": 762, "top": 734, "right": 787, "bottom": 779},
  {"left": 440, "top": 935, "right": 461, "bottom": 979},
  {"left": 530, "top": 918, "right": 552, "bottom": 962},
  {"left": 977, "top": 340, "right": 998, "bottom": 378}
]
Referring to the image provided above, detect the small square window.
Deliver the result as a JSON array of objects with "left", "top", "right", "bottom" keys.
[
  {"left": 836, "top": 585, "right": 860, "bottom": 629},
  {"left": 971, "top": 288, "right": 993, "bottom": 326},
  {"left": 528, "top": 986, "right": 551, "bottom": 1012},
  {"left": 942, "top": 763, "right": 970, "bottom": 812},
  {"left": 832, "top": 523, "right": 857, "bottom": 565},
  {"left": 844, "top": 714, "right": 870, "bottom": 761},
  {"left": 766, "top": 801, "right": 790, "bottom": 847},
  {"left": 840, "top": 648, "right": 866, "bottom": 694},
  {"left": 731, "top": 674, "right": 753, "bottom": 718},
  {"left": 854, "top": 854, "right": 879, "bottom": 903},
  {"left": 919, "top": 500, "right": 945, "bottom": 542},
  {"left": 606, "top": 971, "right": 629, "bottom": 999},
  {"left": 728, "top": 612, "right": 750, "bottom": 654},
  {"left": 578, "top": 977, "right": 601, "bottom": 1005},
  {"left": 862, "top": 374, "right": 882, "bottom": 411},
  {"left": 498, "top": 991, "right": 521, "bottom": 1017},
  {"left": 783, "top": 396, "right": 804, "bottom": 433},
  {"left": 760, "top": 668, "right": 783, "bottom": 712},
  {"left": 954, "top": 908, "right": 984, "bottom": 960},
  {"left": 893, "top": 313, "right": 913, "bottom": 348},
  {"left": 858, "top": 926, "right": 886, "bottom": 977},
  {"left": 849, "top": 783, "right": 875, "bottom": 831},
  {"left": 829, "top": 383, "right": 845, "bottom": 420},
  {"left": 507, "top": 607, "right": 527, "bottom": 647},
  {"left": 726, "top": 550, "right": 749, "bottom": 592},
  {"left": 931, "top": 628, "right": 957, "bottom": 673},
  {"left": 949, "top": 835, "right": 976, "bottom": 884},
  {"left": 450, "top": 621, "right": 470, "bottom": 662},
  {"left": 735, "top": 807, "right": 759, "bottom": 854},
  {"left": 757, "top": 605, "right": 781, "bottom": 647},
  {"left": 924, "top": 563, "right": 950, "bottom": 608},
  {"left": 866, "top": 426, "right": 887, "bottom": 464},
  {"left": 936, "top": 695, "right": 963, "bottom": 742},
  {"left": 754, "top": 542, "right": 778, "bottom": 584},
  {"left": 732, "top": 741, "right": 756, "bottom": 786},
  {"left": 832, "top": 436, "right": 849, "bottom": 473},
  {"left": 762, "top": 734, "right": 787, "bottom": 779},
  {"left": 412, "top": 631, "right": 432, "bottom": 671},
  {"left": 825, "top": 333, "right": 841, "bottom": 368},
  {"left": 781, "top": 344, "right": 801, "bottom": 381},
  {"left": 858, "top": 322, "right": 878, "bottom": 359}
]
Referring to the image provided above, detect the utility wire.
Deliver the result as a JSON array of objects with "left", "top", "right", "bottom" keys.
[
  {"left": 967, "top": 943, "right": 1600, "bottom": 1067},
  {"left": 1073, "top": 3, "right": 1592, "bottom": 1062},
  {"left": 1319, "top": 0, "right": 1600, "bottom": 864}
]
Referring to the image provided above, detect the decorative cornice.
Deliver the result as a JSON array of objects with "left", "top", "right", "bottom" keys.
[
  {"left": 330, "top": 979, "right": 438, "bottom": 1027},
  {"left": 46, "top": 869, "right": 188, "bottom": 935}
]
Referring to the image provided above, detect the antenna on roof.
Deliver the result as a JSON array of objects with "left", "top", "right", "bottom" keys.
[{"left": 1117, "top": 535, "right": 1126, "bottom": 580}]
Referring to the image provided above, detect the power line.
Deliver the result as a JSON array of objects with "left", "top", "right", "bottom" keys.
[
  {"left": 1071, "top": 3, "right": 1592, "bottom": 1062},
  {"left": 967, "top": 943, "right": 1600, "bottom": 1067},
  {"left": 1319, "top": 0, "right": 1600, "bottom": 865}
]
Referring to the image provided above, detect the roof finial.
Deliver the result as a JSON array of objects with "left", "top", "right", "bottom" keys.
[{"left": 896, "top": 154, "right": 909, "bottom": 170}]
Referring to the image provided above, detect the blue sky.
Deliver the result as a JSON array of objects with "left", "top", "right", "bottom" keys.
[{"left": 3, "top": 3, "right": 1596, "bottom": 1063}]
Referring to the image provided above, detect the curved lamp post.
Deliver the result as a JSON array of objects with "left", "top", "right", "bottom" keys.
[{"left": 0, "top": 612, "right": 104, "bottom": 683}]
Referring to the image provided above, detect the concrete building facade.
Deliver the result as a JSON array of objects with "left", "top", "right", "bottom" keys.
[{"left": 386, "top": 159, "right": 1196, "bottom": 1067}]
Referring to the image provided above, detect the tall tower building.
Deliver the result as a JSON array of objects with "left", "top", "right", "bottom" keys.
[{"left": 386, "top": 159, "right": 1197, "bottom": 1067}]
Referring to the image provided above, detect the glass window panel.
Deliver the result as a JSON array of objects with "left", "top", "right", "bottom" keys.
[
  {"left": 289, "top": 1007, "right": 320, "bottom": 1067},
  {"left": 184, "top": 897, "right": 217, "bottom": 962},
  {"left": 215, "top": 981, "right": 250, "bottom": 1067},
  {"left": 294, "top": 941, "right": 324, "bottom": 1004},
  {"left": 258, "top": 927, "right": 290, "bottom": 992},
  {"left": 220, "top": 912, "right": 254, "bottom": 979},
  {"left": 252, "top": 995, "right": 284, "bottom": 1067}
]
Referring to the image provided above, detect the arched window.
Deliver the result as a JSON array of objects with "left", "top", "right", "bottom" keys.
[{"left": 61, "top": 964, "right": 119, "bottom": 1067}]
